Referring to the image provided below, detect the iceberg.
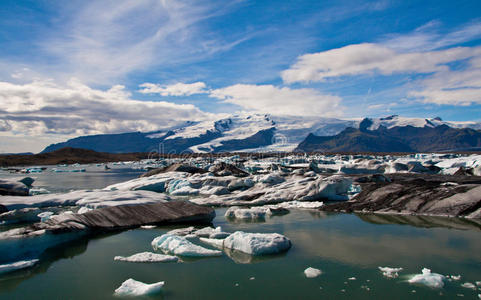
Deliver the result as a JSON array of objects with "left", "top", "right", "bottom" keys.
[
  {"left": 225, "top": 206, "right": 273, "bottom": 220},
  {"left": 199, "top": 237, "right": 225, "bottom": 249},
  {"left": 114, "top": 252, "right": 178, "bottom": 263},
  {"left": 408, "top": 268, "right": 445, "bottom": 288},
  {"left": 461, "top": 282, "right": 476, "bottom": 290},
  {"left": 114, "top": 278, "right": 164, "bottom": 296},
  {"left": 0, "top": 259, "right": 39, "bottom": 274},
  {"left": 378, "top": 266, "right": 403, "bottom": 278},
  {"left": 304, "top": 267, "right": 322, "bottom": 278},
  {"left": 151, "top": 234, "right": 222, "bottom": 257},
  {"left": 223, "top": 231, "right": 291, "bottom": 255}
]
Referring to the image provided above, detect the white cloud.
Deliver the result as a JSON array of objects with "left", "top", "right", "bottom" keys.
[
  {"left": 0, "top": 79, "right": 212, "bottom": 137},
  {"left": 382, "top": 21, "right": 481, "bottom": 52},
  {"left": 409, "top": 54, "right": 481, "bottom": 105},
  {"left": 139, "top": 82, "right": 207, "bottom": 96},
  {"left": 281, "top": 43, "right": 478, "bottom": 83},
  {"left": 209, "top": 84, "right": 343, "bottom": 117},
  {"left": 28, "top": 0, "right": 248, "bottom": 84}
]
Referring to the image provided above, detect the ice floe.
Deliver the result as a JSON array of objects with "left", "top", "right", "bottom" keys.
[
  {"left": 223, "top": 231, "right": 291, "bottom": 255},
  {"left": 408, "top": 268, "right": 445, "bottom": 288},
  {"left": 460, "top": 282, "right": 476, "bottom": 290},
  {"left": 114, "top": 278, "right": 164, "bottom": 296},
  {"left": 0, "top": 259, "right": 39, "bottom": 274},
  {"left": 114, "top": 252, "right": 178, "bottom": 263},
  {"left": 378, "top": 266, "right": 403, "bottom": 278},
  {"left": 304, "top": 267, "right": 322, "bottom": 278},
  {"left": 151, "top": 234, "right": 222, "bottom": 257}
]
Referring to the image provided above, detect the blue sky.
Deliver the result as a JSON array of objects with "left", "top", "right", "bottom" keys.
[{"left": 1, "top": 0, "right": 481, "bottom": 152}]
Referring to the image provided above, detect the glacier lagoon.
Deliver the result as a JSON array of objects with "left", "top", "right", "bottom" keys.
[{"left": 0, "top": 163, "right": 481, "bottom": 299}]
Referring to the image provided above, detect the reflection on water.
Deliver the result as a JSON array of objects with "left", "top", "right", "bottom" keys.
[
  {"left": 357, "top": 213, "right": 481, "bottom": 231},
  {"left": 0, "top": 209, "right": 480, "bottom": 299}
]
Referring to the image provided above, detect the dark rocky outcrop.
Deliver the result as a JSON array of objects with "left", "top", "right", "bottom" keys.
[
  {"left": 209, "top": 162, "right": 249, "bottom": 177},
  {"left": 322, "top": 174, "right": 481, "bottom": 218},
  {"left": 140, "top": 163, "right": 207, "bottom": 177}
]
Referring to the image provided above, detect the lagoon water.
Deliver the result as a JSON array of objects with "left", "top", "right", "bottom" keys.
[{"left": 1, "top": 166, "right": 480, "bottom": 299}]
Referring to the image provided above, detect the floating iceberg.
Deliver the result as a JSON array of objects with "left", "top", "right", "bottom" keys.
[
  {"left": 114, "top": 278, "right": 164, "bottom": 296},
  {"left": 0, "top": 259, "right": 39, "bottom": 274},
  {"left": 199, "top": 237, "right": 225, "bottom": 249},
  {"left": 461, "top": 282, "right": 476, "bottom": 290},
  {"left": 151, "top": 234, "right": 222, "bottom": 257},
  {"left": 408, "top": 268, "right": 445, "bottom": 288},
  {"left": 114, "top": 252, "right": 178, "bottom": 263},
  {"left": 378, "top": 266, "right": 403, "bottom": 278},
  {"left": 225, "top": 206, "right": 273, "bottom": 220},
  {"left": 223, "top": 231, "right": 291, "bottom": 255},
  {"left": 304, "top": 267, "right": 322, "bottom": 278}
]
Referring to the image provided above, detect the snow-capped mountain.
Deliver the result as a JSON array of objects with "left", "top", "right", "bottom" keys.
[{"left": 42, "top": 114, "right": 481, "bottom": 154}]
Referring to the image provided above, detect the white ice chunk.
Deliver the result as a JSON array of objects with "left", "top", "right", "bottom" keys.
[
  {"left": 37, "top": 211, "right": 54, "bottom": 222},
  {"left": 408, "top": 268, "right": 445, "bottom": 288},
  {"left": 151, "top": 234, "right": 222, "bottom": 257},
  {"left": 348, "top": 277, "right": 356, "bottom": 280},
  {"left": 378, "top": 266, "right": 403, "bottom": 278},
  {"left": 140, "top": 225, "right": 156, "bottom": 229},
  {"left": 461, "top": 282, "right": 476, "bottom": 290},
  {"left": 114, "top": 252, "right": 178, "bottom": 263},
  {"left": 114, "top": 278, "right": 164, "bottom": 296},
  {"left": 304, "top": 267, "right": 322, "bottom": 278},
  {"left": 199, "top": 237, "right": 225, "bottom": 249},
  {"left": 450, "top": 275, "right": 462, "bottom": 281},
  {"left": 223, "top": 231, "right": 291, "bottom": 255},
  {"left": 225, "top": 206, "right": 272, "bottom": 220},
  {"left": 0, "top": 259, "right": 39, "bottom": 274}
]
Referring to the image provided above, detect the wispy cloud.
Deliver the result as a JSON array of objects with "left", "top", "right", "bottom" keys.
[
  {"left": 27, "top": 0, "right": 250, "bottom": 84},
  {"left": 138, "top": 82, "right": 208, "bottom": 96}
]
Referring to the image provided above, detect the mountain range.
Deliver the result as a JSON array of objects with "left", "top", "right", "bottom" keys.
[{"left": 42, "top": 114, "right": 481, "bottom": 154}]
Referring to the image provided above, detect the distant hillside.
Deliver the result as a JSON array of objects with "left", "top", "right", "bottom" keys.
[
  {"left": 41, "top": 114, "right": 481, "bottom": 154},
  {"left": 296, "top": 119, "right": 481, "bottom": 153},
  {"left": 0, "top": 147, "right": 149, "bottom": 167}
]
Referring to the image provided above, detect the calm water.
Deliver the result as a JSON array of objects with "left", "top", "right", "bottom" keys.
[{"left": 1, "top": 167, "right": 480, "bottom": 299}]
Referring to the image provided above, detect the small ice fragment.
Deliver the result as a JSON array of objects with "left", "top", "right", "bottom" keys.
[
  {"left": 114, "top": 278, "right": 164, "bottom": 296},
  {"left": 141, "top": 225, "right": 156, "bottom": 229},
  {"left": 378, "top": 266, "right": 403, "bottom": 278},
  {"left": 461, "top": 282, "right": 476, "bottom": 290},
  {"left": 114, "top": 252, "right": 178, "bottom": 263},
  {"left": 408, "top": 268, "right": 445, "bottom": 288},
  {"left": 37, "top": 211, "right": 53, "bottom": 222},
  {"left": 411, "top": 290, "right": 416, "bottom": 293},
  {"left": 235, "top": 283, "right": 239, "bottom": 287},
  {"left": 304, "top": 267, "right": 322, "bottom": 278},
  {"left": 476, "top": 281, "right": 481, "bottom": 286},
  {"left": 348, "top": 277, "right": 356, "bottom": 280},
  {"left": 450, "top": 275, "right": 462, "bottom": 281},
  {"left": 341, "top": 289, "right": 346, "bottom": 292},
  {"left": 457, "top": 294, "right": 464, "bottom": 297},
  {"left": 249, "top": 277, "right": 255, "bottom": 280},
  {"left": 0, "top": 259, "right": 39, "bottom": 274}
]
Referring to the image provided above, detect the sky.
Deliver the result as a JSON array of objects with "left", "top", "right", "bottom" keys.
[{"left": 1, "top": 0, "right": 481, "bottom": 153}]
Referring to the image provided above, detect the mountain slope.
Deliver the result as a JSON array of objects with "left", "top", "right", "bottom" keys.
[
  {"left": 41, "top": 114, "right": 481, "bottom": 154},
  {"left": 296, "top": 121, "right": 481, "bottom": 153}
]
